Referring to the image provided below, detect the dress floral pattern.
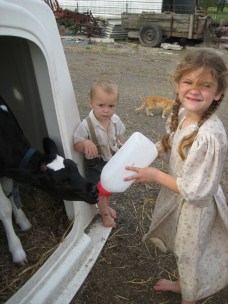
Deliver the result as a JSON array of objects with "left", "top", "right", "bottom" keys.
[{"left": 143, "top": 112, "right": 228, "bottom": 301}]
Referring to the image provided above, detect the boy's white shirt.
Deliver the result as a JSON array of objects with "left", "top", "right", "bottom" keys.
[{"left": 73, "top": 110, "right": 126, "bottom": 161}]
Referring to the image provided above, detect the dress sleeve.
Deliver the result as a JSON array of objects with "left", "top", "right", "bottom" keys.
[
  {"left": 73, "top": 120, "right": 89, "bottom": 144},
  {"left": 176, "top": 132, "right": 227, "bottom": 207}
]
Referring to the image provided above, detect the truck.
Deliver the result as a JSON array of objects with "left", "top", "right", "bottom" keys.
[{"left": 121, "top": 11, "right": 212, "bottom": 47}]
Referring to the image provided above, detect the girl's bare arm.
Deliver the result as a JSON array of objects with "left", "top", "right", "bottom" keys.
[{"left": 124, "top": 166, "right": 179, "bottom": 193}]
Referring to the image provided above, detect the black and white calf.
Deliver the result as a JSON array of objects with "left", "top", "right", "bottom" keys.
[{"left": 0, "top": 96, "right": 98, "bottom": 265}]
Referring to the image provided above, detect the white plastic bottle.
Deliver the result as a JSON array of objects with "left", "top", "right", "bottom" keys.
[{"left": 98, "top": 132, "right": 158, "bottom": 194}]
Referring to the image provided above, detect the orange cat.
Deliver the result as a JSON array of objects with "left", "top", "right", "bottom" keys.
[{"left": 135, "top": 96, "right": 175, "bottom": 119}]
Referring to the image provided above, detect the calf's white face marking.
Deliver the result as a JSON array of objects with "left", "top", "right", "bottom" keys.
[
  {"left": 0, "top": 105, "right": 8, "bottom": 111},
  {"left": 47, "top": 155, "right": 65, "bottom": 171}
]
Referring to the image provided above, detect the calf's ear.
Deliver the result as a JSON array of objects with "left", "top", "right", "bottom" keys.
[{"left": 43, "top": 137, "right": 59, "bottom": 155}]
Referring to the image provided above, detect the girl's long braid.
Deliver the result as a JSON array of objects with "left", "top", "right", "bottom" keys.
[
  {"left": 178, "top": 94, "right": 224, "bottom": 160},
  {"left": 161, "top": 94, "right": 181, "bottom": 151}
]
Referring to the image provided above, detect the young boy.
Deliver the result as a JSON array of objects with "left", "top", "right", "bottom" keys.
[{"left": 73, "top": 79, "right": 126, "bottom": 227}]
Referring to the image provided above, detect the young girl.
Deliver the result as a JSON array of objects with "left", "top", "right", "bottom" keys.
[{"left": 124, "top": 49, "right": 228, "bottom": 304}]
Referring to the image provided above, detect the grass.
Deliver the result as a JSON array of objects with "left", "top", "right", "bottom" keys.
[
  {"left": 207, "top": 6, "right": 228, "bottom": 23},
  {"left": 132, "top": 43, "right": 139, "bottom": 50},
  {"left": 101, "top": 46, "right": 107, "bottom": 52}
]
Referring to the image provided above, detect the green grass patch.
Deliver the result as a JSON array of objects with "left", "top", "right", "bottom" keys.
[
  {"left": 132, "top": 44, "right": 139, "bottom": 50},
  {"left": 207, "top": 6, "right": 228, "bottom": 22}
]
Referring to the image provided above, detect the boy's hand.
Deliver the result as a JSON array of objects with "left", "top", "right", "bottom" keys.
[{"left": 84, "top": 140, "right": 98, "bottom": 158}]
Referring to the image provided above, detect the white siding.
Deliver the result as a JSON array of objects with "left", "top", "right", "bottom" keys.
[{"left": 58, "top": 1, "right": 162, "bottom": 17}]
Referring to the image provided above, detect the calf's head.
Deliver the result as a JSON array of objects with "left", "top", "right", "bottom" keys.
[{"left": 5, "top": 138, "right": 98, "bottom": 204}]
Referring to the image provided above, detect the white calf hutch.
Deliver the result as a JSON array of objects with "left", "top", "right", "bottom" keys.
[{"left": 0, "top": 0, "right": 111, "bottom": 303}]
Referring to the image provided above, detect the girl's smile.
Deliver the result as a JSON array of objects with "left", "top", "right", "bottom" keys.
[{"left": 185, "top": 95, "right": 202, "bottom": 104}]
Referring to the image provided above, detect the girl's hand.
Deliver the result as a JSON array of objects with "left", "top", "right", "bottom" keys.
[
  {"left": 84, "top": 140, "right": 98, "bottom": 158},
  {"left": 124, "top": 166, "right": 158, "bottom": 184},
  {"left": 125, "top": 166, "right": 179, "bottom": 193}
]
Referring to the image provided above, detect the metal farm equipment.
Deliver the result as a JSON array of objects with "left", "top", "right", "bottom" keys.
[{"left": 44, "top": 0, "right": 101, "bottom": 36}]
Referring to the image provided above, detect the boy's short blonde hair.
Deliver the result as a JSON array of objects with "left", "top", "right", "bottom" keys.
[{"left": 90, "top": 79, "right": 119, "bottom": 100}]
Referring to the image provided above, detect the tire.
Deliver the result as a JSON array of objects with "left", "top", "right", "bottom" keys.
[{"left": 139, "top": 23, "right": 162, "bottom": 47}]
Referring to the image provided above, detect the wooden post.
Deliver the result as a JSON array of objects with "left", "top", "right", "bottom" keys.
[{"left": 188, "top": 14, "right": 194, "bottom": 39}]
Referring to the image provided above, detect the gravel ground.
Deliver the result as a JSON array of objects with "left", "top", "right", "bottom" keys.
[{"left": 0, "top": 39, "right": 227, "bottom": 304}]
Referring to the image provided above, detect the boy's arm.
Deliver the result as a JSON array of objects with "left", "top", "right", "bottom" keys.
[
  {"left": 117, "top": 119, "right": 126, "bottom": 146},
  {"left": 74, "top": 140, "right": 98, "bottom": 158},
  {"left": 74, "top": 141, "right": 87, "bottom": 153},
  {"left": 73, "top": 120, "right": 90, "bottom": 153}
]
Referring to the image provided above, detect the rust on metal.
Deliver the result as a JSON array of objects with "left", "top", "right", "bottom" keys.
[{"left": 44, "top": 0, "right": 101, "bottom": 36}]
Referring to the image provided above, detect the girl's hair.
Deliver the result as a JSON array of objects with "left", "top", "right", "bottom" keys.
[
  {"left": 162, "top": 48, "right": 228, "bottom": 160},
  {"left": 90, "top": 78, "right": 119, "bottom": 99}
]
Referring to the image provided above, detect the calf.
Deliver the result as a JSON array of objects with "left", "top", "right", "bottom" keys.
[{"left": 0, "top": 96, "right": 98, "bottom": 265}]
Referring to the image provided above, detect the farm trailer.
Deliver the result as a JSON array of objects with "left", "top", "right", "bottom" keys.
[{"left": 121, "top": 11, "right": 212, "bottom": 47}]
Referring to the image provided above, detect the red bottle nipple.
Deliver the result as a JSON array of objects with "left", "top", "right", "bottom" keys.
[{"left": 97, "top": 181, "right": 112, "bottom": 197}]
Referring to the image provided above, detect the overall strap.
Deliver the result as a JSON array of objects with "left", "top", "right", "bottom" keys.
[
  {"left": 114, "top": 123, "right": 121, "bottom": 148},
  {"left": 86, "top": 116, "right": 102, "bottom": 156}
]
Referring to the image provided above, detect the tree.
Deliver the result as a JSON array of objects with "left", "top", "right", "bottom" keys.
[
  {"left": 217, "top": 0, "right": 226, "bottom": 11},
  {"left": 198, "top": 0, "right": 226, "bottom": 11}
]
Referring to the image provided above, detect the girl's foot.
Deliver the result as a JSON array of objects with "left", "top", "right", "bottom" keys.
[
  {"left": 154, "top": 279, "right": 181, "bottom": 294},
  {"left": 100, "top": 213, "right": 116, "bottom": 228},
  {"left": 108, "top": 206, "right": 117, "bottom": 219},
  {"left": 154, "top": 279, "right": 196, "bottom": 304}
]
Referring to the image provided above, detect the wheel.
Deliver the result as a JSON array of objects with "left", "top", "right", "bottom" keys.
[{"left": 139, "top": 23, "right": 162, "bottom": 47}]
